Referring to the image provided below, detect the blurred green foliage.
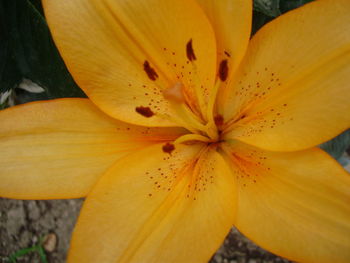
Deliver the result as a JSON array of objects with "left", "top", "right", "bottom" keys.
[
  {"left": 5, "top": 235, "right": 48, "bottom": 263},
  {"left": 0, "top": 0, "right": 85, "bottom": 105},
  {"left": 320, "top": 130, "right": 350, "bottom": 160},
  {"left": 254, "top": 0, "right": 281, "bottom": 17},
  {"left": 252, "top": 0, "right": 314, "bottom": 34},
  {"left": 0, "top": 2, "right": 22, "bottom": 94}
]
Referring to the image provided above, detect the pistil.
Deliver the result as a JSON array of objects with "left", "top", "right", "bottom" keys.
[{"left": 163, "top": 82, "right": 219, "bottom": 140}]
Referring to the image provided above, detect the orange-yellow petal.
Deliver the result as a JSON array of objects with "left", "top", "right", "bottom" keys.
[
  {"left": 196, "top": 0, "right": 251, "bottom": 68},
  {"left": 222, "top": 0, "right": 350, "bottom": 151},
  {"left": 43, "top": 0, "right": 217, "bottom": 127},
  {"left": 222, "top": 140, "right": 350, "bottom": 263},
  {"left": 0, "top": 99, "right": 185, "bottom": 200},
  {"left": 68, "top": 143, "right": 236, "bottom": 263},
  {"left": 196, "top": 0, "right": 252, "bottom": 104}
]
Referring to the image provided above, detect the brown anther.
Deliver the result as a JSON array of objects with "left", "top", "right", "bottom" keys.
[
  {"left": 214, "top": 115, "right": 224, "bottom": 127},
  {"left": 135, "top": 106, "right": 154, "bottom": 117},
  {"left": 162, "top": 143, "right": 175, "bottom": 154},
  {"left": 239, "top": 114, "right": 246, "bottom": 120},
  {"left": 219, "top": 59, "right": 229, "bottom": 81},
  {"left": 186, "top": 39, "right": 196, "bottom": 61},
  {"left": 143, "top": 60, "right": 158, "bottom": 81}
]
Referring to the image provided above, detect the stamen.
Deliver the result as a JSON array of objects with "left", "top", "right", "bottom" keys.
[
  {"left": 221, "top": 117, "right": 247, "bottom": 135},
  {"left": 206, "top": 80, "right": 221, "bottom": 122},
  {"left": 163, "top": 82, "right": 210, "bottom": 135},
  {"left": 162, "top": 142, "right": 175, "bottom": 154},
  {"left": 183, "top": 39, "right": 207, "bottom": 121},
  {"left": 219, "top": 60, "right": 229, "bottom": 81},
  {"left": 186, "top": 39, "right": 197, "bottom": 61},
  {"left": 135, "top": 106, "right": 154, "bottom": 117},
  {"left": 143, "top": 60, "right": 159, "bottom": 81},
  {"left": 203, "top": 80, "right": 222, "bottom": 141},
  {"left": 174, "top": 134, "right": 211, "bottom": 144},
  {"left": 188, "top": 60, "right": 207, "bottom": 119},
  {"left": 175, "top": 103, "right": 208, "bottom": 132}
]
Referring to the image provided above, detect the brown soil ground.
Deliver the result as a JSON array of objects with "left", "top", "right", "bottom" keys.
[{"left": 0, "top": 197, "right": 291, "bottom": 263}]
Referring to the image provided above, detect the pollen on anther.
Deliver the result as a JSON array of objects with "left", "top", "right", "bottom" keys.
[
  {"left": 143, "top": 60, "right": 158, "bottom": 81},
  {"left": 135, "top": 106, "right": 154, "bottom": 117},
  {"left": 219, "top": 59, "right": 229, "bottom": 81},
  {"left": 162, "top": 143, "right": 175, "bottom": 154},
  {"left": 214, "top": 115, "right": 224, "bottom": 126},
  {"left": 186, "top": 39, "right": 196, "bottom": 61}
]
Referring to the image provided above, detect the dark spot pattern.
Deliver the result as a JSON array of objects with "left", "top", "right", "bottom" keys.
[
  {"left": 227, "top": 67, "right": 296, "bottom": 138},
  {"left": 225, "top": 145, "right": 272, "bottom": 187},
  {"left": 234, "top": 67, "right": 283, "bottom": 103},
  {"left": 233, "top": 101, "right": 291, "bottom": 138},
  {"left": 146, "top": 148, "right": 217, "bottom": 201},
  {"left": 161, "top": 44, "right": 208, "bottom": 113}
]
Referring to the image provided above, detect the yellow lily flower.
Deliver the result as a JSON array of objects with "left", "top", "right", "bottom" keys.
[{"left": 1, "top": 0, "right": 350, "bottom": 262}]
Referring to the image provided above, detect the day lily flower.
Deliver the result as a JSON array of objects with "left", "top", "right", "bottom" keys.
[{"left": 1, "top": 0, "right": 350, "bottom": 262}]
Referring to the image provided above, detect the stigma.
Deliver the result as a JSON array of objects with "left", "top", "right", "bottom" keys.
[{"left": 163, "top": 82, "right": 185, "bottom": 104}]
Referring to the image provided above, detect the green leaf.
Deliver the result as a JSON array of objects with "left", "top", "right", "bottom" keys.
[
  {"left": 6, "top": 246, "right": 38, "bottom": 263},
  {"left": 5, "top": 237, "right": 49, "bottom": 263},
  {"left": 3, "top": 0, "right": 85, "bottom": 99},
  {"left": 28, "top": 0, "right": 44, "bottom": 16},
  {"left": 37, "top": 246, "right": 48, "bottom": 263},
  {"left": 0, "top": 3, "right": 22, "bottom": 94},
  {"left": 320, "top": 130, "right": 350, "bottom": 160},
  {"left": 13, "top": 87, "right": 47, "bottom": 105},
  {"left": 279, "top": 0, "right": 314, "bottom": 14},
  {"left": 254, "top": 0, "right": 281, "bottom": 17},
  {"left": 251, "top": 11, "right": 274, "bottom": 36}
]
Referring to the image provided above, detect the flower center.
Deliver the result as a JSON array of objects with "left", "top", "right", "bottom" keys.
[{"left": 161, "top": 79, "right": 228, "bottom": 147}]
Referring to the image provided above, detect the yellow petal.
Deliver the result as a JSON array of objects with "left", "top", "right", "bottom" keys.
[
  {"left": 221, "top": 0, "right": 350, "bottom": 151},
  {"left": 222, "top": 140, "right": 350, "bottom": 263},
  {"left": 68, "top": 143, "right": 236, "bottom": 263},
  {"left": 43, "top": 0, "right": 217, "bottom": 127},
  {"left": 196, "top": 0, "right": 251, "bottom": 68},
  {"left": 196, "top": 0, "right": 252, "bottom": 108},
  {"left": 0, "top": 99, "right": 185, "bottom": 199}
]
